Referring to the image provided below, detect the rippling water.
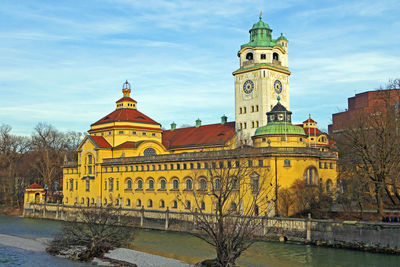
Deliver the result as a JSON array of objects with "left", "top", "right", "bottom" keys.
[{"left": 0, "top": 214, "right": 399, "bottom": 267}]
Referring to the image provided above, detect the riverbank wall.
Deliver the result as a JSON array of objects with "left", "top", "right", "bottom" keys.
[{"left": 23, "top": 203, "right": 400, "bottom": 254}]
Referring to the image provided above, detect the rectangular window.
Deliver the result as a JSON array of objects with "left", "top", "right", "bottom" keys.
[
  {"left": 212, "top": 162, "right": 216, "bottom": 169},
  {"left": 183, "top": 163, "right": 187, "bottom": 169},
  {"left": 109, "top": 179, "right": 114, "bottom": 191},
  {"left": 86, "top": 180, "right": 90, "bottom": 192},
  {"left": 152, "top": 165, "right": 155, "bottom": 170},
  {"left": 108, "top": 132, "right": 111, "bottom": 135},
  {"left": 170, "top": 164, "right": 174, "bottom": 170},
  {"left": 256, "top": 121, "right": 259, "bottom": 127},
  {"left": 227, "top": 161, "right": 232, "bottom": 168},
  {"left": 244, "top": 122, "right": 247, "bottom": 129},
  {"left": 104, "top": 181, "right": 107, "bottom": 190},
  {"left": 116, "top": 181, "right": 119, "bottom": 190},
  {"left": 130, "top": 166, "right": 133, "bottom": 171},
  {"left": 244, "top": 107, "right": 247, "bottom": 113},
  {"left": 119, "top": 131, "right": 124, "bottom": 134},
  {"left": 258, "top": 160, "right": 263, "bottom": 167},
  {"left": 152, "top": 133, "right": 156, "bottom": 136},
  {"left": 204, "top": 162, "right": 209, "bottom": 169},
  {"left": 219, "top": 161, "right": 224, "bottom": 168},
  {"left": 256, "top": 105, "right": 259, "bottom": 112},
  {"left": 177, "top": 164, "right": 180, "bottom": 170},
  {"left": 284, "top": 159, "right": 291, "bottom": 167},
  {"left": 88, "top": 166, "right": 92, "bottom": 174},
  {"left": 132, "top": 131, "right": 137, "bottom": 135},
  {"left": 330, "top": 163, "right": 333, "bottom": 169},
  {"left": 319, "top": 162, "right": 322, "bottom": 168},
  {"left": 190, "top": 163, "right": 194, "bottom": 169},
  {"left": 197, "top": 163, "right": 201, "bottom": 169},
  {"left": 251, "top": 177, "right": 259, "bottom": 194},
  {"left": 142, "top": 132, "right": 147, "bottom": 136},
  {"left": 158, "top": 164, "right": 161, "bottom": 170},
  {"left": 141, "top": 166, "right": 144, "bottom": 171},
  {"left": 136, "top": 166, "right": 138, "bottom": 171},
  {"left": 251, "top": 106, "right": 254, "bottom": 112},
  {"left": 252, "top": 121, "right": 254, "bottom": 128},
  {"left": 324, "top": 163, "right": 328, "bottom": 169},
  {"left": 248, "top": 160, "right": 253, "bottom": 167},
  {"left": 70, "top": 180, "right": 73, "bottom": 191},
  {"left": 76, "top": 181, "right": 78, "bottom": 190},
  {"left": 125, "top": 166, "right": 128, "bottom": 171},
  {"left": 235, "top": 161, "right": 240, "bottom": 168},
  {"left": 164, "top": 164, "right": 168, "bottom": 170},
  {"left": 261, "top": 54, "right": 266, "bottom": 59}
]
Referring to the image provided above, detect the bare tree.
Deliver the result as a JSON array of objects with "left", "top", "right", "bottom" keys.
[
  {"left": 178, "top": 148, "right": 273, "bottom": 267},
  {"left": 0, "top": 124, "right": 30, "bottom": 207},
  {"left": 47, "top": 206, "right": 135, "bottom": 261},
  {"left": 30, "top": 123, "right": 67, "bottom": 193},
  {"left": 336, "top": 82, "right": 400, "bottom": 216}
]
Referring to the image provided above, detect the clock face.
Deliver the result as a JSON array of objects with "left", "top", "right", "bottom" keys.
[
  {"left": 243, "top": 80, "right": 255, "bottom": 94},
  {"left": 274, "top": 80, "right": 283, "bottom": 94}
]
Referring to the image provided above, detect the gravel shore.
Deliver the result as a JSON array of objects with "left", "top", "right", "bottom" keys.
[
  {"left": 0, "top": 234, "right": 193, "bottom": 267},
  {"left": 105, "top": 248, "right": 193, "bottom": 267}
]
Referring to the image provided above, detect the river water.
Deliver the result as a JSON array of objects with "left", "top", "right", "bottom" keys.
[{"left": 0, "top": 214, "right": 399, "bottom": 266}]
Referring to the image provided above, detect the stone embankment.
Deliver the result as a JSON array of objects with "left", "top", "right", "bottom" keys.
[{"left": 24, "top": 203, "right": 400, "bottom": 254}]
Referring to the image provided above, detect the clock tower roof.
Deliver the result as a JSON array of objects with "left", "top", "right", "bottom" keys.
[{"left": 241, "top": 15, "right": 282, "bottom": 49}]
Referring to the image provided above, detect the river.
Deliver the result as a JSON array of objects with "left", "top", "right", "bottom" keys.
[{"left": 0, "top": 214, "right": 399, "bottom": 266}]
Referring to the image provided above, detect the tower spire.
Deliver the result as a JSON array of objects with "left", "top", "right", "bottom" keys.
[{"left": 259, "top": 11, "right": 262, "bottom": 20}]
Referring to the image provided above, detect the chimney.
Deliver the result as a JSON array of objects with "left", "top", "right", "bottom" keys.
[
  {"left": 221, "top": 115, "right": 227, "bottom": 125},
  {"left": 195, "top": 118, "right": 202, "bottom": 128},
  {"left": 171, "top": 122, "right": 176, "bottom": 131}
]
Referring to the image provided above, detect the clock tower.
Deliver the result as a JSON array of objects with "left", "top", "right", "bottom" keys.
[{"left": 233, "top": 14, "right": 290, "bottom": 144}]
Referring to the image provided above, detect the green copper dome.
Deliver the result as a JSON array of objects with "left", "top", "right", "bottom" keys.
[
  {"left": 255, "top": 122, "right": 305, "bottom": 136},
  {"left": 254, "top": 97, "right": 305, "bottom": 137},
  {"left": 241, "top": 16, "right": 280, "bottom": 49},
  {"left": 276, "top": 33, "right": 287, "bottom": 41},
  {"left": 251, "top": 19, "right": 271, "bottom": 30}
]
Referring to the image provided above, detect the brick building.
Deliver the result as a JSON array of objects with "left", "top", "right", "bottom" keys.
[{"left": 328, "top": 89, "right": 400, "bottom": 135}]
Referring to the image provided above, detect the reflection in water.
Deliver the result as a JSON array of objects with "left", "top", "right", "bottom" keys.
[{"left": 1, "top": 215, "right": 399, "bottom": 267}]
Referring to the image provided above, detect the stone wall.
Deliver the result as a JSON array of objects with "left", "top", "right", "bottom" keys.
[{"left": 23, "top": 203, "right": 400, "bottom": 253}]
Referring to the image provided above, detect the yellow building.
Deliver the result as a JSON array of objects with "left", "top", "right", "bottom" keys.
[{"left": 26, "top": 17, "right": 338, "bottom": 216}]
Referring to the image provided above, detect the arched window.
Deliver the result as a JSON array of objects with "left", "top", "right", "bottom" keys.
[
  {"left": 148, "top": 179, "right": 154, "bottom": 190},
  {"left": 160, "top": 179, "right": 166, "bottom": 190},
  {"left": 172, "top": 200, "right": 178, "bottom": 209},
  {"left": 246, "top": 52, "right": 253, "bottom": 61},
  {"left": 273, "top": 52, "right": 279, "bottom": 61},
  {"left": 304, "top": 167, "right": 318, "bottom": 185},
  {"left": 148, "top": 199, "right": 153, "bottom": 208},
  {"left": 186, "top": 179, "right": 193, "bottom": 190},
  {"left": 127, "top": 199, "right": 131, "bottom": 206},
  {"left": 186, "top": 201, "right": 191, "bottom": 210},
  {"left": 116, "top": 199, "right": 119, "bottom": 206},
  {"left": 126, "top": 179, "right": 132, "bottom": 190},
  {"left": 200, "top": 201, "right": 205, "bottom": 210},
  {"left": 81, "top": 198, "right": 84, "bottom": 204},
  {"left": 172, "top": 179, "right": 179, "bottom": 190},
  {"left": 160, "top": 200, "right": 165, "bottom": 208},
  {"left": 231, "top": 202, "right": 237, "bottom": 211},
  {"left": 214, "top": 178, "right": 221, "bottom": 190},
  {"left": 91, "top": 198, "right": 95, "bottom": 205},
  {"left": 199, "top": 178, "right": 207, "bottom": 190},
  {"left": 143, "top": 148, "right": 156, "bottom": 156},
  {"left": 136, "top": 199, "right": 142, "bottom": 207},
  {"left": 137, "top": 179, "right": 143, "bottom": 189}
]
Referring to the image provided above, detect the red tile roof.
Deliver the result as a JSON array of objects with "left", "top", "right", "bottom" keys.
[
  {"left": 303, "top": 127, "right": 323, "bottom": 136},
  {"left": 88, "top": 125, "right": 162, "bottom": 133},
  {"left": 27, "top": 183, "right": 43, "bottom": 189},
  {"left": 91, "top": 108, "right": 160, "bottom": 126},
  {"left": 116, "top": 141, "right": 137, "bottom": 148},
  {"left": 162, "top": 122, "right": 235, "bottom": 149},
  {"left": 90, "top": 136, "right": 112, "bottom": 148},
  {"left": 116, "top": 97, "right": 137, "bottom": 103},
  {"left": 303, "top": 118, "right": 316, "bottom": 123}
]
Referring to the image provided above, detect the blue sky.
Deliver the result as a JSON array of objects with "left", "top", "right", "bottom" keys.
[{"left": 1, "top": 0, "right": 399, "bottom": 135}]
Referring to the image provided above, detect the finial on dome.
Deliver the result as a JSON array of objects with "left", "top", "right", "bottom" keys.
[
  {"left": 277, "top": 95, "right": 281, "bottom": 102},
  {"left": 259, "top": 11, "right": 262, "bottom": 20},
  {"left": 122, "top": 80, "right": 131, "bottom": 97}
]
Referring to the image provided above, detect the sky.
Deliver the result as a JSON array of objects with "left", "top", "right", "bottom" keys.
[{"left": 1, "top": 0, "right": 399, "bottom": 135}]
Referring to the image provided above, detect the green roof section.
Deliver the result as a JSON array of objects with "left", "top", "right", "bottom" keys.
[
  {"left": 241, "top": 16, "right": 285, "bottom": 49},
  {"left": 276, "top": 33, "right": 287, "bottom": 41},
  {"left": 255, "top": 122, "right": 306, "bottom": 136}
]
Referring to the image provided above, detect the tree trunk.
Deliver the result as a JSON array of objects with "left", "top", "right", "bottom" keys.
[{"left": 376, "top": 184, "right": 385, "bottom": 217}]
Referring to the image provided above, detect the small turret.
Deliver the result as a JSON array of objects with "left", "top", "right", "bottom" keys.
[
  {"left": 195, "top": 118, "right": 202, "bottom": 128},
  {"left": 116, "top": 80, "right": 137, "bottom": 110},
  {"left": 171, "top": 122, "right": 176, "bottom": 131},
  {"left": 221, "top": 115, "right": 227, "bottom": 125}
]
